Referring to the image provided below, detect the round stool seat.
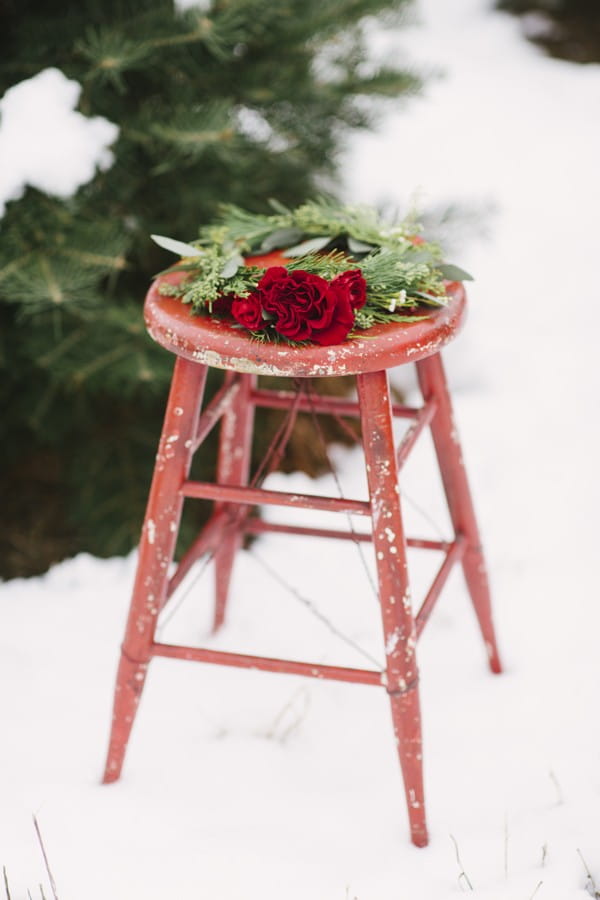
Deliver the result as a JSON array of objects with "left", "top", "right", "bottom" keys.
[{"left": 145, "top": 272, "right": 466, "bottom": 378}]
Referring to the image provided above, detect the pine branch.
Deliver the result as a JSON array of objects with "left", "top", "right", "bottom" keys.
[{"left": 0, "top": 0, "right": 423, "bottom": 576}]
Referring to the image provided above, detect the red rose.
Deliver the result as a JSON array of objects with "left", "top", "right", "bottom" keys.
[
  {"left": 331, "top": 269, "right": 367, "bottom": 310},
  {"left": 314, "top": 277, "right": 356, "bottom": 346},
  {"left": 211, "top": 293, "right": 235, "bottom": 317},
  {"left": 255, "top": 267, "right": 354, "bottom": 346},
  {"left": 231, "top": 293, "right": 264, "bottom": 330}
]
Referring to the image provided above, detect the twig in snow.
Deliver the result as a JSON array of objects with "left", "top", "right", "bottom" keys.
[
  {"left": 264, "top": 687, "right": 311, "bottom": 743},
  {"left": 450, "top": 834, "right": 473, "bottom": 891},
  {"left": 549, "top": 770, "right": 564, "bottom": 805},
  {"left": 3, "top": 867, "right": 11, "bottom": 900},
  {"left": 33, "top": 817, "right": 59, "bottom": 900},
  {"left": 577, "top": 849, "right": 600, "bottom": 898},
  {"left": 250, "top": 548, "right": 383, "bottom": 669},
  {"left": 529, "top": 880, "right": 543, "bottom": 899},
  {"left": 541, "top": 843, "right": 548, "bottom": 868}
]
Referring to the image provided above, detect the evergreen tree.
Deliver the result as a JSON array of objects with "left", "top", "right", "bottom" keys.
[
  {"left": 0, "top": 0, "right": 419, "bottom": 578},
  {"left": 497, "top": 0, "right": 600, "bottom": 62}
]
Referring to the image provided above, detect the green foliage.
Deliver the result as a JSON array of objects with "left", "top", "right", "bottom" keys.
[
  {"left": 155, "top": 198, "right": 464, "bottom": 329},
  {"left": 0, "top": 0, "right": 420, "bottom": 578}
]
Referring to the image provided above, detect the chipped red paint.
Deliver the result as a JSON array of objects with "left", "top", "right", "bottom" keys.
[{"left": 102, "top": 272, "right": 501, "bottom": 849}]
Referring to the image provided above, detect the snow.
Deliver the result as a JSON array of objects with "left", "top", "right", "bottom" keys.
[
  {"left": 174, "top": 0, "right": 212, "bottom": 11},
  {"left": 0, "top": 68, "right": 118, "bottom": 217},
  {"left": 2, "top": 1, "right": 600, "bottom": 897}
]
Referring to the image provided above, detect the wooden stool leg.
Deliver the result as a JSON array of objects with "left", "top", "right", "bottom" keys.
[
  {"left": 416, "top": 354, "right": 502, "bottom": 674},
  {"left": 212, "top": 373, "right": 256, "bottom": 632},
  {"left": 357, "top": 370, "right": 428, "bottom": 848},
  {"left": 102, "top": 357, "right": 208, "bottom": 783}
]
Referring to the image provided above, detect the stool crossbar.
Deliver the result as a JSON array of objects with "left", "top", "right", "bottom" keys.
[{"left": 102, "top": 274, "right": 502, "bottom": 848}]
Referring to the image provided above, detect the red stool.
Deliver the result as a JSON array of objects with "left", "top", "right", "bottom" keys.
[{"left": 102, "top": 269, "right": 501, "bottom": 847}]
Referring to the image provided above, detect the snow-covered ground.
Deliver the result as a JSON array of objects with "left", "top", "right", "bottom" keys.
[{"left": 2, "top": 0, "right": 600, "bottom": 897}]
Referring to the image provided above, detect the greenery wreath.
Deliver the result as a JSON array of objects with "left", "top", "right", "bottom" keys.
[{"left": 152, "top": 198, "right": 472, "bottom": 348}]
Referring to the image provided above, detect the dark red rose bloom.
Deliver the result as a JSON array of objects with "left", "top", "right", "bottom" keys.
[
  {"left": 330, "top": 269, "right": 367, "bottom": 310},
  {"left": 231, "top": 293, "right": 264, "bottom": 330},
  {"left": 313, "top": 278, "right": 356, "bottom": 346},
  {"left": 211, "top": 293, "right": 235, "bottom": 317},
  {"left": 255, "top": 267, "right": 354, "bottom": 346},
  {"left": 256, "top": 266, "right": 289, "bottom": 292}
]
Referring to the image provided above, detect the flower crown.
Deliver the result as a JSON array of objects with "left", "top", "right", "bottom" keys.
[{"left": 152, "top": 199, "right": 472, "bottom": 348}]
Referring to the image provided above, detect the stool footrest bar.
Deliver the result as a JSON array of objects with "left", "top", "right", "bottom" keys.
[
  {"left": 244, "top": 517, "right": 450, "bottom": 551},
  {"left": 181, "top": 480, "right": 371, "bottom": 516},
  {"left": 415, "top": 535, "right": 468, "bottom": 637},
  {"left": 249, "top": 387, "right": 421, "bottom": 420},
  {"left": 151, "top": 642, "right": 384, "bottom": 685}
]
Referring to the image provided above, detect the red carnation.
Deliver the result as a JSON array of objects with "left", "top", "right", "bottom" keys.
[
  {"left": 255, "top": 266, "right": 354, "bottom": 346},
  {"left": 331, "top": 269, "right": 367, "bottom": 310},
  {"left": 231, "top": 293, "right": 264, "bottom": 330},
  {"left": 211, "top": 293, "right": 235, "bottom": 317}
]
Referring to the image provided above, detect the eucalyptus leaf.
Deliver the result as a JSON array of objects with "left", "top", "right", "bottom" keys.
[
  {"left": 436, "top": 263, "right": 474, "bottom": 282},
  {"left": 155, "top": 261, "right": 204, "bottom": 277},
  {"left": 347, "top": 237, "right": 376, "bottom": 254},
  {"left": 151, "top": 234, "right": 203, "bottom": 257},
  {"left": 221, "top": 253, "right": 245, "bottom": 278},
  {"left": 405, "top": 248, "right": 436, "bottom": 264},
  {"left": 285, "top": 235, "right": 332, "bottom": 257},
  {"left": 260, "top": 227, "right": 304, "bottom": 252},
  {"left": 267, "top": 198, "right": 291, "bottom": 215}
]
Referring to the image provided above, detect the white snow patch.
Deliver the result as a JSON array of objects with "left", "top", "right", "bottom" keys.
[
  {"left": 174, "top": 0, "right": 211, "bottom": 11},
  {"left": 1, "top": 2, "right": 600, "bottom": 899},
  {"left": 0, "top": 68, "right": 118, "bottom": 217}
]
